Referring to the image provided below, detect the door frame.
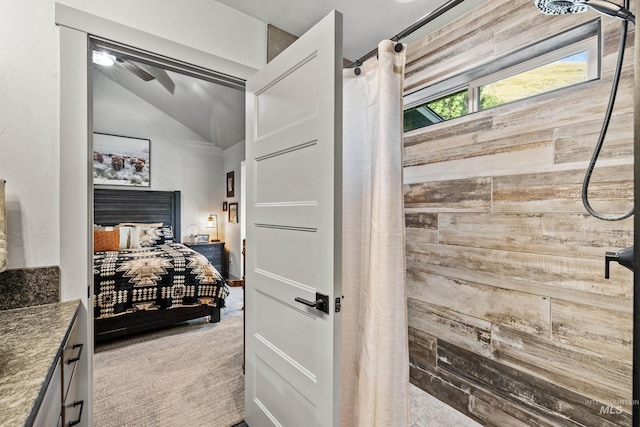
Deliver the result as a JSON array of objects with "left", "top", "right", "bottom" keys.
[{"left": 57, "top": 4, "right": 258, "bottom": 423}]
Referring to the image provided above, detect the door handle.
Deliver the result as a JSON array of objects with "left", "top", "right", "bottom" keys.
[{"left": 295, "top": 292, "right": 330, "bottom": 314}]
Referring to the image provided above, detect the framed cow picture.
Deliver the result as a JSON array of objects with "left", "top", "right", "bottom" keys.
[{"left": 93, "top": 133, "right": 150, "bottom": 187}]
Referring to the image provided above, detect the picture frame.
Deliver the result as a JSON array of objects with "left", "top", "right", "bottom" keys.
[
  {"left": 228, "top": 203, "right": 238, "bottom": 223},
  {"left": 93, "top": 132, "right": 150, "bottom": 187},
  {"left": 223, "top": 201, "right": 228, "bottom": 211},
  {"left": 226, "top": 171, "right": 235, "bottom": 198},
  {"left": 196, "top": 234, "right": 209, "bottom": 244}
]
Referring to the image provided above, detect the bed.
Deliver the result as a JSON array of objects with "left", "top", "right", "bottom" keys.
[{"left": 93, "top": 189, "right": 228, "bottom": 342}]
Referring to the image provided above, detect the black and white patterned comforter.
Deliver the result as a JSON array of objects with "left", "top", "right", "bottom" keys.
[{"left": 93, "top": 243, "right": 228, "bottom": 319}]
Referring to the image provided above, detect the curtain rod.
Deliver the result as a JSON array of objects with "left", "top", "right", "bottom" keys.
[{"left": 346, "top": 0, "right": 465, "bottom": 69}]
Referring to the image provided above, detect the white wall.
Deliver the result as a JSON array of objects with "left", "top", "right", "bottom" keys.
[
  {"left": 93, "top": 72, "right": 225, "bottom": 240},
  {"left": 59, "top": 0, "right": 266, "bottom": 71},
  {"left": 223, "top": 141, "right": 245, "bottom": 279},
  {"left": 0, "top": 2, "right": 61, "bottom": 269},
  {"left": 0, "top": 0, "right": 264, "bottom": 270}
]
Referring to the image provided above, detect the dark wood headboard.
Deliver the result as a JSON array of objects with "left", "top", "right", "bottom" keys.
[{"left": 94, "top": 189, "right": 181, "bottom": 241}]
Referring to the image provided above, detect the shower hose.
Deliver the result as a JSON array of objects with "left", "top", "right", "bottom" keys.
[{"left": 582, "top": 0, "right": 633, "bottom": 221}]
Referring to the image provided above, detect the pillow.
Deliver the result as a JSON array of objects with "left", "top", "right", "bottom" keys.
[
  {"left": 116, "top": 222, "right": 164, "bottom": 249},
  {"left": 128, "top": 226, "right": 141, "bottom": 249},
  {"left": 118, "top": 226, "right": 132, "bottom": 249},
  {"left": 139, "top": 225, "right": 174, "bottom": 247},
  {"left": 94, "top": 229, "right": 120, "bottom": 252}
]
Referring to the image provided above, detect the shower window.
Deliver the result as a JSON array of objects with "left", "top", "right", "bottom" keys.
[
  {"left": 476, "top": 51, "right": 589, "bottom": 110},
  {"left": 403, "top": 89, "right": 468, "bottom": 132},
  {"left": 469, "top": 41, "right": 597, "bottom": 112},
  {"left": 403, "top": 19, "right": 600, "bottom": 132}
]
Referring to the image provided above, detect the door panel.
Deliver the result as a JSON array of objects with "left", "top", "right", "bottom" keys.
[
  {"left": 255, "top": 54, "right": 319, "bottom": 139},
  {"left": 254, "top": 141, "right": 320, "bottom": 205},
  {"left": 254, "top": 226, "right": 319, "bottom": 286},
  {"left": 245, "top": 10, "right": 343, "bottom": 427}
]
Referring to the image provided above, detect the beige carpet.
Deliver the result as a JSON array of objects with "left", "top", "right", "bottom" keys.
[{"left": 93, "top": 288, "right": 245, "bottom": 427}]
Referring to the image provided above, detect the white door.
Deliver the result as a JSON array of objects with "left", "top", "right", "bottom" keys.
[{"left": 244, "top": 10, "right": 343, "bottom": 427}]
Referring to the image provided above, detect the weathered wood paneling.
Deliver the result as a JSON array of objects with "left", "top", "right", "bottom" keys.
[
  {"left": 408, "top": 269, "right": 551, "bottom": 335},
  {"left": 404, "top": 212, "right": 438, "bottom": 229},
  {"left": 551, "top": 300, "right": 633, "bottom": 362},
  {"left": 554, "top": 113, "right": 634, "bottom": 164},
  {"left": 492, "top": 165, "right": 634, "bottom": 214},
  {"left": 409, "top": 364, "right": 476, "bottom": 422},
  {"left": 408, "top": 297, "right": 492, "bottom": 357},
  {"left": 404, "top": 0, "right": 635, "bottom": 424},
  {"left": 411, "top": 346, "right": 631, "bottom": 426},
  {"left": 406, "top": 242, "right": 633, "bottom": 304},
  {"left": 405, "top": 227, "right": 438, "bottom": 245},
  {"left": 438, "top": 341, "right": 632, "bottom": 426},
  {"left": 404, "top": 127, "right": 552, "bottom": 168},
  {"left": 403, "top": 115, "right": 493, "bottom": 149},
  {"left": 408, "top": 326, "right": 437, "bottom": 367},
  {"left": 470, "top": 398, "right": 544, "bottom": 427},
  {"left": 404, "top": 143, "right": 555, "bottom": 185},
  {"left": 492, "top": 324, "right": 632, "bottom": 411},
  {"left": 410, "top": 362, "right": 546, "bottom": 426},
  {"left": 438, "top": 212, "right": 633, "bottom": 259},
  {"left": 404, "top": 177, "right": 491, "bottom": 211}
]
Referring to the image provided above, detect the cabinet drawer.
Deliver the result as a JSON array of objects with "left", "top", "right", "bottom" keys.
[
  {"left": 33, "top": 362, "right": 62, "bottom": 427},
  {"left": 63, "top": 373, "right": 84, "bottom": 427},
  {"left": 199, "top": 245, "right": 222, "bottom": 258},
  {"left": 62, "top": 318, "right": 82, "bottom": 402},
  {"left": 190, "top": 244, "right": 223, "bottom": 263}
]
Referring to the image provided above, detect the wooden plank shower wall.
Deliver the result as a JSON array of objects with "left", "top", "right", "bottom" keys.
[{"left": 404, "top": 0, "right": 634, "bottom": 424}]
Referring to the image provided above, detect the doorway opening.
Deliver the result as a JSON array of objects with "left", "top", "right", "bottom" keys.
[{"left": 89, "top": 37, "right": 247, "bottom": 425}]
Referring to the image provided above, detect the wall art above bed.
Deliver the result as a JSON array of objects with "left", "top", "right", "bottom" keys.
[{"left": 93, "top": 132, "right": 150, "bottom": 187}]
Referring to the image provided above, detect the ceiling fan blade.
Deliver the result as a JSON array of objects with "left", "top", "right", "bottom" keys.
[
  {"left": 117, "top": 58, "right": 155, "bottom": 82},
  {"left": 137, "top": 63, "right": 176, "bottom": 95}
]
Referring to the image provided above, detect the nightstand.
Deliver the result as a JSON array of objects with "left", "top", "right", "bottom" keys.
[{"left": 184, "top": 242, "right": 225, "bottom": 278}]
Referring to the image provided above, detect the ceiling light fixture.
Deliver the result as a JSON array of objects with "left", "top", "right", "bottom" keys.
[{"left": 92, "top": 51, "right": 116, "bottom": 67}]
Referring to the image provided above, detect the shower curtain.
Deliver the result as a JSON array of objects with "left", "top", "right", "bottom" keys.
[{"left": 341, "top": 40, "right": 409, "bottom": 426}]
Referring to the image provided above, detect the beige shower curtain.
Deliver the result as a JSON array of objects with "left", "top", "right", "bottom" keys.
[
  {"left": 341, "top": 40, "right": 409, "bottom": 426},
  {"left": 0, "top": 179, "right": 6, "bottom": 272}
]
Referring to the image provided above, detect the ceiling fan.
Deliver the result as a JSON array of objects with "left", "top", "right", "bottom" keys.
[{"left": 93, "top": 50, "right": 176, "bottom": 94}]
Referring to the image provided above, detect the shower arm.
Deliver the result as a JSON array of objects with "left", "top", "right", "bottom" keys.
[{"left": 578, "top": 0, "right": 635, "bottom": 24}]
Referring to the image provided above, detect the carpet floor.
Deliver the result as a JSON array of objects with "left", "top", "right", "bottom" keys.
[{"left": 93, "top": 287, "right": 245, "bottom": 427}]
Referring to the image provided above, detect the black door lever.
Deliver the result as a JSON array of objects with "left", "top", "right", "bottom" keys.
[{"left": 295, "top": 292, "right": 330, "bottom": 314}]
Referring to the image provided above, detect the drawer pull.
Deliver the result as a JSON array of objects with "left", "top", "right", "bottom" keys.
[
  {"left": 67, "top": 343, "right": 84, "bottom": 364},
  {"left": 68, "top": 400, "right": 84, "bottom": 426}
]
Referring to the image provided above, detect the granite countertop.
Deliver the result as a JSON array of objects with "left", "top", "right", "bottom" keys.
[{"left": 0, "top": 299, "right": 80, "bottom": 426}]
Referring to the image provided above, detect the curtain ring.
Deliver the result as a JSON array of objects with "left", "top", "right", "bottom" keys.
[
  {"left": 354, "top": 59, "right": 362, "bottom": 76},
  {"left": 394, "top": 43, "right": 403, "bottom": 53}
]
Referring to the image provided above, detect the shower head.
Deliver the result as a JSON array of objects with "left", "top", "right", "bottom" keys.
[
  {"left": 534, "top": 0, "right": 635, "bottom": 24},
  {"left": 534, "top": 0, "right": 588, "bottom": 15}
]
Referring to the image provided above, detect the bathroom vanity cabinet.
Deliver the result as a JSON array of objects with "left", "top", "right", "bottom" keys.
[{"left": 0, "top": 299, "right": 83, "bottom": 426}]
